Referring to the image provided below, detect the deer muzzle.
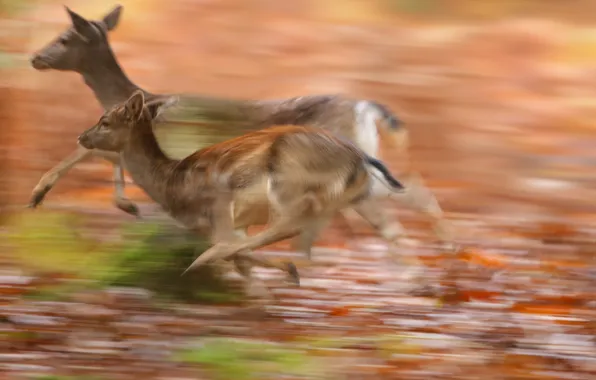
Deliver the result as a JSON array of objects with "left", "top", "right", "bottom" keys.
[
  {"left": 30, "top": 54, "right": 51, "bottom": 70},
  {"left": 77, "top": 132, "right": 92, "bottom": 149}
]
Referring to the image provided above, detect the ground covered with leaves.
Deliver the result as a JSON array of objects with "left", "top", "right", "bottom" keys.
[{"left": 2, "top": 208, "right": 596, "bottom": 380}]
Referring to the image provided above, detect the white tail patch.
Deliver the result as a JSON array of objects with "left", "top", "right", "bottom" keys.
[{"left": 354, "top": 101, "right": 380, "bottom": 157}]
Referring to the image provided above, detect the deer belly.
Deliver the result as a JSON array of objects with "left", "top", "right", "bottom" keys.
[{"left": 233, "top": 182, "right": 270, "bottom": 228}]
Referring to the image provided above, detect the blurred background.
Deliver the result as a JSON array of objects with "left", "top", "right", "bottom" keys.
[{"left": 2, "top": 0, "right": 596, "bottom": 379}]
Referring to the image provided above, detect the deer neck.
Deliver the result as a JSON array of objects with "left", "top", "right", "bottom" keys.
[
  {"left": 122, "top": 118, "right": 177, "bottom": 207},
  {"left": 79, "top": 45, "right": 144, "bottom": 110}
]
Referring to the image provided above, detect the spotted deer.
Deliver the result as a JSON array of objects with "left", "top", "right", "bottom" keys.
[
  {"left": 77, "top": 90, "right": 405, "bottom": 298},
  {"left": 29, "top": 5, "right": 455, "bottom": 255}
]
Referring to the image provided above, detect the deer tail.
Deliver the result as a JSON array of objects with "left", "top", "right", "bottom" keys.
[
  {"left": 359, "top": 101, "right": 410, "bottom": 158},
  {"left": 367, "top": 101, "right": 400, "bottom": 130},
  {"left": 365, "top": 155, "right": 404, "bottom": 192}
]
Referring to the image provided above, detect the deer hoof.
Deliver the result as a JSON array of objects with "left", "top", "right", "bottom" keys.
[
  {"left": 29, "top": 185, "right": 52, "bottom": 208},
  {"left": 27, "top": 200, "right": 40, "bottom": 209},
  {"left": 286, "top": 261, "right": 300, "bottom": 286},
  {"left": 114, "top": 199, "right": 141, "bottom": 218}
]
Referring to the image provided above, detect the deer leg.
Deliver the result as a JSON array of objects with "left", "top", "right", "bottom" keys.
[
  {"left": 336, "top": 208, "right": 360, "bottom": 236},
  {"left": 111, "top": 164, "right": 140, "bottom": 218},
  {"left": 226, "top": 229, "right": 279, "bottom": 302},
  {"left": 186, "top": 217, "right": 301, "bottom": 275},
  {"left": 198, "top": 196, "right": 299, "bottom": 286},
  {"left": 335, "top": 163, "right": 406, "bottom": 242},
  {"left": 394, "top": 172, "right": 456, "bottom": 251},
  {"left": 233, "top": 256, "right": 275, "bottom": 305},
  {"left": 230, "top": 230, "right": 278, "bottom": 303},
  {"left": 196, "top": 207, "right": 271, "bottom": 301},
  {"left": 183, "top": 193, "right": 316, "bottom": 276},
  {"left": 29, "top": 145, "right": 91, "bottom": 208},
  {"left": 350, "top": 198, "right": 421, "bottom": 267},
  {"left": 351, "top": 197, "right": 430, "bottom": 290},
  {"left": 207, "top": 224, "right": 273, "bottom": 301},
  {"left": 289, "top": 218, "right": 331, "bottom": 261}
]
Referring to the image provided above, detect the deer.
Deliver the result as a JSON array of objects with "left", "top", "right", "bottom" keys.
[
  {"left": 29, "top": 4, "right": 456, "bottom": 262},
  {"left": 77, "top": 90, "right": 405, "bottom": 299}
]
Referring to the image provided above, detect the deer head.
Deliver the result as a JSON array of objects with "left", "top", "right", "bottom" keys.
[
  {"left": 30, "top": 5, "right": 123, "bottom": 72},
  {"left": 78, "top": 90, "right": 161, "bottom": 151}
]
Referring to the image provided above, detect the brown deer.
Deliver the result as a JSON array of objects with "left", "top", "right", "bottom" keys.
[
  {"left": 29, "top": 5, "right": 454, "bottom": 253},
  {"left": 77, "top": 90, "right": 405, "bottom": 296}
]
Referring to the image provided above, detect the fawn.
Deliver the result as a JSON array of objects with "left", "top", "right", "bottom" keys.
[
  {"left": 77, "top": 91, "right": 405, "bottom": 297},
  {"left": 29, "top": 5, "right": 455, "bottom": 254}
]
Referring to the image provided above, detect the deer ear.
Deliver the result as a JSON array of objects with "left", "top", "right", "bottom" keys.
[
  {"left": 144, "top": 97, "right": 171, "bottom": 120},
  {"left": 65, "top": 6, "right": 96, "bottom": 41},
  {"left": 125, "top": 90, "right": 145, "bottom": 119},
  {"left": 102, "top": 5, "right": 123, "bottom": 31},
  {"left": 146, "top": 103, "right": 161, "bottom": 119}
]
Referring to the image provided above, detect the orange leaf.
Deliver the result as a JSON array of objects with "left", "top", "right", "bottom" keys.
[
  {"left": 511, "top": 303, "right": 572, "bottom": 315},
  {"left": 533, "top": 294, "right": 584, "bottom": 305},
  {"left": 459, "top": 248, "right": 508, "bottom": 268},
  {"left": 460, "top": 289, "right": 500, "bottom": 301},
  {"left": 328, "top": 306, "right": 351, "bottom": 317}
]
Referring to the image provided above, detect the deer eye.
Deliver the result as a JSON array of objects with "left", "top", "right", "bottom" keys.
[
  {"left": 95, "top": 119, "right": 108, "bottom": 130},
  {"left": 59, "top": 37, "right": 69, "bottom": 46}
]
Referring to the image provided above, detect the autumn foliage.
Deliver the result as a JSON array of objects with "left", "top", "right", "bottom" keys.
[{"left": 1, "top": 0, "right": 596, "bottom": 379}]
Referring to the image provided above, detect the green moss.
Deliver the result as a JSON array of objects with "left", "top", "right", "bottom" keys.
[
  {"left": 97, "top": 221, "right": 242, "bottom": 304},
  {"left": 176, "top": 338, "right": 322, "bottom": 380},
  {"left": 6, "top": 211, "right": 109, "bottom": 278},
  {"left": 7, "top": 211, "right": 242, "bottom": 304}
]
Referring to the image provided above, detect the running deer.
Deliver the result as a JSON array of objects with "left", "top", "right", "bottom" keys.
[
  {"left": 77, "top": 91, "right": 405, "bottom": 296},
  {"left": 29, "top": 5, "right": 455, "bottom": 251}
]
